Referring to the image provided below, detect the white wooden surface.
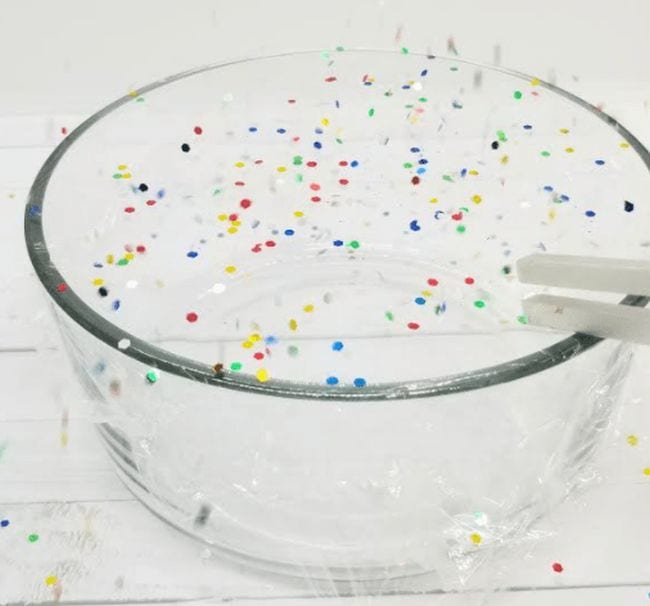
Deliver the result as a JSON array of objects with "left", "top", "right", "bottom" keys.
[{"left": 2, "top": 89, "right": 650, "bottom": 604}]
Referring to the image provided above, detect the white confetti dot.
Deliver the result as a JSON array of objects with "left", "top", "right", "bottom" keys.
[
  {"left": 210, "top": 283, "right": 226, "bottom": 294},
  {"left": 118, "top": 338, "right": 131, "bottom": 350},
  {"left": 126, "top": 280, "right": 138, "bottom": 289}
]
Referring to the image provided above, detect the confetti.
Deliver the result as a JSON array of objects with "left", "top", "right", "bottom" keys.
[{"left": 551, "top": 562, "right": 564, "bottom": 573}]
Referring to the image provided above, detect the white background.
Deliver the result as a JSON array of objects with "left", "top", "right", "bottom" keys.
[{"left": 1, "top": 1, "right": 650, "bottom": 604}]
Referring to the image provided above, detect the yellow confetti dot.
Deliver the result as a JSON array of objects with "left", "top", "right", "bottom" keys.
[
  {"left": 628, "top": 435, "right": 639, "bottom": 446},
  {"left": 127, "top": 90, "right": 139, "bottom": 97},
  {"left": 421, "top": 290, "right": 432, "bottom": 297},
  {"left": 249, "top": 333, "right": 262, "bottom": 342},
  {"left": 242, "top": 340, "right": 253, "bottom": 349},
  {"left": 468, "top": 169, "right": 479, "bottom": 175},
  {"left": 643, "top": 467, "right": 650, "bottom": 476},
  {"left": 471, "top": 194, "right": 482, "bottom": 204},
  {"left": 117, "top": 164, "right": 128, "bottom": 171},
  {"left": 500, "top": 155, "right": 509, "bottom": 165},
  {"left": 235, "top": 161, "right": 245, "bottom": 168},
  {"left": 303, "top": 304, "right": 315, "bottom": 313},
  {"left": 289, "top": 318, "right": 298, "bottom": 331},
  {"left": 217, "top": 214, "right": 228, "bottom": 221},
  {"left": 45, "top": 575, "right": 58, "bottom": 586},
  {"left": 620, "top": 142, "right": 630, "bottom": 149},
  {"left": 124, "top": 252, "right": 135, "bottom": 261},
  {"left": 256, "top": 368, "right": 270, "bottom": 383},
  {"left": 565, "top": 147, "right": 575, "bottom": 153},
  {"left": 294, "top": 210, "right": 304, "bottom": 218},
  {"left": 227, "top": 226, "right": 238, "bottom": 234},
  {"left": 231, "top": 220, "right": 241, "bottom": 227},
  {"left": 321, "top": 117, "right": 330, "bottom": 126},
  {"left": 224, "top": 265, "right": 237, "bottom": 274},
  {"left": 122, "top": 172, "right": 132, "bottom": 179},
  {"left": 548, "top": 208, "right": 557, "bottom": 221},
  {"left": 92, "top": 278, "right": 104, "bottom": 286},
  {"left": 530, "top": 77, "right": 541, "bottom": 86},
  {"left": 106, "top": 254, "right": 114, "bottom": 265},
  {"left": 470, "top": 533, "right": 482, "bottom": 545},
  {"left": 559, "top": 128, "right": 570, "bottom": 134},
  {"left": 276, "top": 166, "right": 287, "bottom": 173},
  {"left": 429, "top": 197, "right": 438, "bottom": 204}
]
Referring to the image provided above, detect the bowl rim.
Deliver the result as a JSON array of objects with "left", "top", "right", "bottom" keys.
[{"left": 24, "top": 48, "right": 650, "bottom": 401}]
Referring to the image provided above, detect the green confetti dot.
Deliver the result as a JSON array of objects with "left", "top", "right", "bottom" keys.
[
  {"left": 230, "top": 361, "right": 242, "bottom": 371},
  {"left": 335, "top": 138, "right": 343, "bottom": 144},
  {"left": 403, "top": 162, "right": 413, "bottom": 169},
  {"left": 513, "top": 90, "right": 523, "bottom": 99},
  {"left": 145, "top": 370, "right": 158, "bottom": 384},
  {"left": 116, "top": 258, "right": 129, "bottom": 266},
  {"left": 443, "top": 175, "right": 455, "bottom": 183},
  {"left": 295, "top": 174, "right": 303, "bottom": 183},
  {"left": 287, "top": 345, "right": 299, "bottom": 357},
  {"left": 385, "top": 311, "right": 394, "bottom": 321},
  {"left": 474, "top": 299, "right": 486, "bottom": 309},
  {"left": 497, "top": 130, "right": 507, "bottom": 142},
  {"left": 401, "top": 47, "right": 409, "bottom": 54},
  {"left": 136, "top": 97, "right": 145, "bottom": 103},
  {"left": 112, "top": 173, "right": 122, "bottom": 179},
  {"left": 292, "top": 155, "right": 303, "bottom": 165},
  {"left": 418, "top": 97, "right": 428, "bottom": 103},
  {"left": 541, "top": 150, "right": 551, "bottom": 157},
  {"left": 368, "top": 108, "right": 375, "bottom": 117},
  {"left": 336, "top": 45, "right": 345, "bottom": 51},
  {"left": 348, "top": 240, "right": 360, "bottom": 249},
  {"left": 28, "top": 534, "right": 39, "bottom": 543},
  {"left": 517, "top": 314, "right": 529, "bottom": 324},
  {"left": 456, "top": 224, "right": 466, "bottom": 234},
  {"left": 212, "top": 188, "right": 222, "bottom": 196}
]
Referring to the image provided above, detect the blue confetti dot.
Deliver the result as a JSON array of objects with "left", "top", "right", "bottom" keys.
[
  {"left": 409, "top": 219, "right": 421, "bottom": 231},
  {"left": 523, "top": 124, "right": 533, "bottom": 130},
  {"left": 314, "top": 127, "right": 324, "bottom": 135},
  {"left": 353, "top": 377, "right": 367, "bottom": 388},
  {"left": 543, "top": 185, "right": 554, "bottom": 192},
  {"left": 401, "top": 84, "right": 411, "bottom": 90},
  {"left": 28, "top": 205, "right": 42, "bottom": 217},
  {"left": 560, "top": 194, "right": 570, "bottom": 202},
  {"left": 313, "top": 141, "right": 322, "bottom": 149},
  {"left": 410, "top": 146, "right": 421, "bottom": 153},
  {"left": 416, "top": 167, "right": 426, "bottom": 175},
  {"left": 350, "top": 160, "right": 359, "bottom": 167},
  {"left": 420, "top": 69, "right": 428, "bottom": 77},
  {"left": 265, "top": 335, "right": 279, "bottom": 345},
  {"left": 276, "top": 128, "right": 286, "bottom": 134},
  {"left": 460, "top": 168, "right": 468, "bottom": 177},
  {"left": 112, "top": 300, "right": 121, "bottom": 311},
  {"left": 624, "top": 200, "right": 635, "bottom": 212},
  {"left": 248, "top": 126, "right": 258, "bottom": 132},
  {"left": 326, "top": 376, "right": 339, "bottom": 386},
  {"left": 333, "top": 239, "right": 344, "bottom": 247},
  {"left": 93, "top": 262, "right": 103, "bottom": 268},
  {"left": 0, "top": 520, "right": 9, "bottom": 528},
  {"left": 187, "top": 251, "right": 198, "bottom": 258},
  {"left": 94, "top": 361, "right": 106, "bottom": 374},
  {"left": 284, "top": 229, "right": 295, "bottom": 236},
  {"left": 332, "top": 341, "right": 344, "bottom": 351},
  {"left": 585, "top": 210, "right": 596, "bottom": 217},
  {"left": 418, "top": 158, "right": 428, "bottom": 165},
  {"left": 363, "top": 81, "right": 372, "bottom": 86},
  {"left": 595, "top": 159, "right": 605, "bottom": 165},
  {"left": 157, "top": 188, "right": 166, "bottom": 199},
  {"left": 415, "top": 297, "right": 426, "bottom": 305}
]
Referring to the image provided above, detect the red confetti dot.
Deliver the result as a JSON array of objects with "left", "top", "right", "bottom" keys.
[
  {"left": 309, "top": 183, "right": 321, "bottom": 191},
  {"left": 265, "top": 240, "right": 276, "bottom": 247},
  {"left": 427, "top": 278, "right": 439, "bottom": 286},
  {"left": 136, "top": 245, "right": 146, "bottom": 253},
  {"left": 339, "top": 178, "right": 349, "bottom": 185},
  {"left": 251, "top": 244, "right": 262, "bottom": 253},
  {"left": 60, "top": 127, "right": 68, "bottom": 135},
  {"left": 186, "top": 312, "right": 198, "bottom": 323},
  {"left": 407, "top": 322, "right": 420, "bottom": 330},
  {"left": 56, "top": 282, "right": 67, "bottom": 293},
  {"left": 234, "top": 180, "right": 245, "bottom": 187},
  {"left": 339, "top": 160, "right": 348, "bottom": 167},
  {"left": 411, "top": 176, "right": 420, "bottom": 185},
  {"left": 464, "top": 277, "right": 475, "bottom": 285},
  {"left": 311, "top": 196, "right": 321, "bottom": 203},
  {"left": 288, "top": 99, "right": 296, "bottom": 104},
  {"left": 193, "top": 126, "right": 203, "bottom": 135},
  {"left": 451, "top": 212, "right": 463, "bottom": 221},
  {"left": 306, "top": 161, "right": 317, "bottom": 167},
  {"left": 228, "top": 213, "right": 238, "bottom": 221},
  {"left": 324, "top": 76, "right": 337, "bottom": 82},
  {"left": 292, "top": 136, "right": 300, "bottom": 142},
  {"left": 254, "top": 159, "right": 264, "bottom": 164},
  {"left": 240, "top": 198, "right": 252, "bottom": 209},
  {"left": 552, "top": 562, "right": 563, "bottom": 573},
  {"left": 253, "top": 352, "right": 265, "bottom": 360},
  {"left": 124, "top": 206, "right": 135, "bottom": 213},
  {"left": 146, "top": 199, "right": 156, "bottom": 206}
]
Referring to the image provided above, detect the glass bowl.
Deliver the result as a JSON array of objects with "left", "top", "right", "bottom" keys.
[{"left": 25, "top": 49, "right": 650, "bottom": 582}]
